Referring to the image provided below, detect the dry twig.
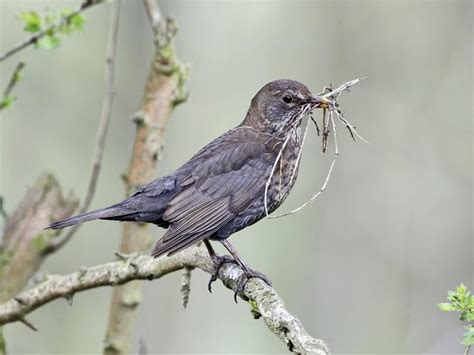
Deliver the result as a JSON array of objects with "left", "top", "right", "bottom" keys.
[
  {"left": 266, "top": 78, "right": 366, "bottom": 219},
  {"left": 272, "top": 110, "right": 340, "bottom": 218},
  {"left": 46, "top": 0, "right": 121, "bottom": 254},
  {"left": 0, "top": 247, "right": 330, "bottom": 355}
]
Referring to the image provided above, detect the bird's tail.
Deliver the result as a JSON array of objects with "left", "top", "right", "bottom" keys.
[{"left": 46, "top": 203, "right": 133, "bottom": 230}]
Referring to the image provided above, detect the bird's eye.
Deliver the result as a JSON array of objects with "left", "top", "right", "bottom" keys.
[{"left": 282, "top": 95, "right": 293, "bottom": 104}]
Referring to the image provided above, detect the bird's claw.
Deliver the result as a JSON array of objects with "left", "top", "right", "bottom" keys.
[
  {"left": 233, "top": 268, "right": 272, "bottom": 303},
  {"left": 208, "top": 254, "right": 237, "bottom": 293},
  {"left": 207, "top": 254, "right": 272, "bottom": 304}
]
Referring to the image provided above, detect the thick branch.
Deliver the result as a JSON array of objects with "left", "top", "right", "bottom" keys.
[
  {"left": 103, "top": 1, "right": 188, "bottom": 353},
  {"left": 0, "top": 8, "right": 118, "bottom": 351},
  {"left": 0, "top": 247, "right": 330, "bottom": 355},
  {"left": 0, "top": 0, "right": 106, "bottom": 63},
  {"left": 0, "top": 174, "right": 78, "bottom": 303},
  {"left": 0, "top": 174, "right": 78, "bottom": 353}
]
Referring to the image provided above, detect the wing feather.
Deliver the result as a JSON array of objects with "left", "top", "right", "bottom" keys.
[{"left": 151, "top": 129, "right": 274, "bottom": 257}]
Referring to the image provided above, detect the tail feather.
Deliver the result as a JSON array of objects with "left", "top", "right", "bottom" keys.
[{"left": 46, "top": 204, "right": 134, "bottom": 230}]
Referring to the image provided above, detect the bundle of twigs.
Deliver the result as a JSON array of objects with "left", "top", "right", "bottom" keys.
[{"left": 266, "top": 78, "right": 368, "bottom": 219}]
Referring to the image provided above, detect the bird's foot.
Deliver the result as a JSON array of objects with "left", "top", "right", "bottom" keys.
[
  {"left": 233, "top": 268, "right": 272, "bottom": 303},
  {"left": 208, "top": 254, "right": 237, "bottom": 293}
]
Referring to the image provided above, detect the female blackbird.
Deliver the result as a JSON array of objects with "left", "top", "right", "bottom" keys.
[{"left": 48, "top": 79, "right": 325, "bottom": 293}]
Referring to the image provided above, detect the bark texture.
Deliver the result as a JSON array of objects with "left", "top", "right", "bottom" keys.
[
  {"left": 0, "top": 174, "right": 78, "bottom": 355},
  {"left": 103, "top": 11, "right": 188, "bottom": 355},
  {"left": 0, "top": 174, "right": 78, "bottom": 302},
  {"left": 0, "top": 247, "right": 330, "bottom": 355}
]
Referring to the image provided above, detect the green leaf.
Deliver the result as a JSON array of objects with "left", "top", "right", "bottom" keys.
[
  {"left": 438, "top": 303, "right": 456, "bottom": 312},
  {"left": 69, "top": 13, "right": 85, "bottom": 32},
  {"left": 18, "top": 11, "right": 42, "bottom": 33},
  {"left": 44, "top": 9, "right": 59, "bottom": 26},
  {"left": 0, "top": 96, "right": 16, "bottom": 110},
  {"left": 440, "top": 284, "right": 474, "bottom": 348},
  {"left": 457, "top": 284, "right": 467, "bottom": 294},
  {"left": 37, "top": 35, "right": 61, "bottom": 49},
  {"left": 60, "top": 7, "right": 73, "bottom": 17},
  {"left": 13, "top": 71, "right": 23, "bottom": 83},
  {"left": 462, "top": 327, "right": 474, "bottom": 346},
  {"left": 58, "top": 13, "right": 85, "bottom": 34}
]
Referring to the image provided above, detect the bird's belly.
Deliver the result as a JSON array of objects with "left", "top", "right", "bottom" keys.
[
  {"left": 212, "top": 182, "right": 296, "bottom": 240},
  {"left": 213, "top": 140, "right": 301, "bottom": 240}
]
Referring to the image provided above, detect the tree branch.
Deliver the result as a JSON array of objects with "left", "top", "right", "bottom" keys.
[
  {"left": 0, "top": 61, "right": 25, "bottom": 111},
  {"left": 45, "top": 0, "right": 121, "bottom": 254},
  {"left": 0, "top": 3, "right": 120, "bottom": 350},
  {"left": 0, "top": 174, "right": 78, "bottom": 354},
  {"left": 103, "top": 1, "right": 188, "bottom": 353},
  {"left": 464, "top": 344, "right": 471, "bottom": 355},
  {"left": 0, "top": 0, "right": 107, "bottom": 63},
  {"left": 142, "top": 0, "right": 163, "bottom": 35},
  {"left": 0, "top": 247, "right": 330, "bottom": 355},
  {"left": 0, "top": 174, "right": 78, "bottom": 303}
]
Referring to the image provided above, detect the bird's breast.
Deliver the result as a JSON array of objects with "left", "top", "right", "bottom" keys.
[{"left": 265, "top": 130, "right": 302, "bottom": 213}]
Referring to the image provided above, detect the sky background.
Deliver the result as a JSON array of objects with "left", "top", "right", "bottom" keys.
[{"left": 0, "top": 0, "right": 472, "bottom": 354}]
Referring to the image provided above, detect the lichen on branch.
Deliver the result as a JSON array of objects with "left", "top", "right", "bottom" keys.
[
  {"left": 103, "top": 2, "right": 189, "bottom": 354},
  {"left": 0, "top": 247, "right": 330, "bottom": 355}
]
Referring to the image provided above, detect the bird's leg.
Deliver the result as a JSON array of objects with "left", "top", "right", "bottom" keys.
[
  {"left": 219, "top": 239, "right": 272, "bottom": 302},
  {"left": 204, "top": 239, "right": 237, "bottom": 293}
]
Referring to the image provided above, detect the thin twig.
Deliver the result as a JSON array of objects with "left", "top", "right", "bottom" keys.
[
  {"left": 322, "top": 107, "right": 329, "bottom": 153},
  {"left": 289, "top": 110, "right": 311, "bottom": 186},
  {"left": 142, "top": 0, "right": 163, "bottom": 35},
  {"left": 320, "top": 78, "right": 369, "bottom": 145},
  {"left": 267, "top": 78, "right": 365, "bottom": 218},
  {"left": 2, "top": 62, "right": 25, "bottom": 97},
  {"left": 271, "top": 110, "right": 339, "bottom": 218},
  {"left": 264, "top": 134, "right": 292, "bottom": 217},
  {"left": 335, "top": 110, "right": 369, "bottom": 144},
  {"left": 46, "top": 0, "right": 121, "bottom": 253},
  {"left": 0, "top": 196, "right": 8, "bottom": 226},
  {"left": 0, "top": 247, "right": 330, "bottom": 355},
  {"left": 0, "top": 61, "right": 26, "bottom": 111},
  {"left": 0, "top": 0, "right": 106, "bottom": 63},
  {"left": 263, "top": 103, "right": 315, "bottom": 218},
  {"left": 19, "top": 317, "right": 38, "bottom": 332},
  {"left": 310, "top": 115, "right": 320, "bottom": 136},
  {"left": 320, "top": 77, "right": 365, "bottom": 100}
]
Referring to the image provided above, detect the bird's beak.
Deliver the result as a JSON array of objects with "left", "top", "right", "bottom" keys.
[{"left": 310, "top": 95, "right": 332, "bottom": 109}]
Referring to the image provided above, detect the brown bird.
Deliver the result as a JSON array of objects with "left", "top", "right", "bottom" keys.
[{"left": 47, "top": 79, "right": 326, "bottom": 295}]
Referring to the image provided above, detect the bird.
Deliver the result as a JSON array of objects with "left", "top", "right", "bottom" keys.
[{"left": 47, "top": 79, "right": 326, "bottom": 295}]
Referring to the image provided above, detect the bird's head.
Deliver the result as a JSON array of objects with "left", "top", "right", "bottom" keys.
[{"left": 243, "top": 79, "right": 325, "bottom": 135}]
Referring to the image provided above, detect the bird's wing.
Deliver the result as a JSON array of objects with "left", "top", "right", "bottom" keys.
[{"left": 151, "top": 131, "right": 273, "bottom": 257}]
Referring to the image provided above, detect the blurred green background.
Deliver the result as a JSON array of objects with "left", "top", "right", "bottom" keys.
[{"left": 0, "top": 0, "right": 472, "bottom": 354}]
